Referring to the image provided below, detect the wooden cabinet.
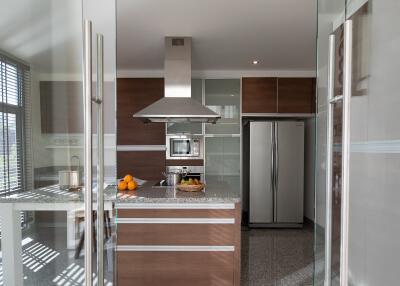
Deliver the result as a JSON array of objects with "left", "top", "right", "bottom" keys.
[
  {"left": 116, "top": 78, "right": 166, "bottom": 180},
  {"left": 117, "top": 78, "right": 165, "bottom": 145},
  {"left": 277, "top": 78, "right": 315, "bottom": 113},
  {"left": 241, "top": 77, "right": 315, "bottom": 115},
  {"left": 242, "top": 77, "right": 277, "bottom": 113},
  {"left": 116, "top": 203, "right": 241, "bottom": 286},
  {"left": 40, "top": 81, "right": 116, "bottom": 133},
  {"left": 117, "top": 151, "right": 165, "bottom": 181}
]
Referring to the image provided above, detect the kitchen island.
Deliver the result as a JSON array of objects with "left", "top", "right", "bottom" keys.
[{"left": 115, "top": 181, "right": 241, "bottom": 286}]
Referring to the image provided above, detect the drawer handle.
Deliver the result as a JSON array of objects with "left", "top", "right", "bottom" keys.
[
  {"left": 116, "top": 245, "right": 235, "bottom": 252},
  {"left": 117, "top": 218, "right": 235, "bottom": 224}
]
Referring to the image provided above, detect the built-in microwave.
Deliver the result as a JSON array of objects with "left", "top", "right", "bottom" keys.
[{"left": 166, "top": 135, "right": 203, "bottom": 160}]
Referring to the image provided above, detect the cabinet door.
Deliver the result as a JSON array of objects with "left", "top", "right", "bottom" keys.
[
  {"left": 242, "top": 77, "right": 277, "bottom": 113},
  {"left": 117, "top": 78, "right": 165, "bottom": 145},
  {"left": 277, "top": 78, "right": 315, "bottom": 113},
  {"left": 205, "top": 136, "right": 240, "bottom": 194},
  {"left": 205, "top": 79, "right": 240, "bottom": 135}
]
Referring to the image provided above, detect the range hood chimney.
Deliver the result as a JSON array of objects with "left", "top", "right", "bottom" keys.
[{"left": 133, "top": 37, "right": 220, "bottom": 123}]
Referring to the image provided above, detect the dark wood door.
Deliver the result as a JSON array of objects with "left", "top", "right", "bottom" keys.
[
  {"left": 277, "top": 78, "right": 315, "bottom": 113},
  {"left": 242, "top": 77, "right": 277, "bottom": 113}
]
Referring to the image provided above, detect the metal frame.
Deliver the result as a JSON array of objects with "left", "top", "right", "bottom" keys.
[
  {"left": 95, "top": 33, "right": 105, "bottom": 286},
  {"left": 340, "top": 20, "right": 353, "bottom": 286},
  {"left": 83, "top": 19, "right": 93, "bottom": 286},
  {"left": 324, "top": 33, "right": 336, "bottom": 286}
]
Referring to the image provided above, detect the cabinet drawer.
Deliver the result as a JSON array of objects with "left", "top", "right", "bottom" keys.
[
  {"left": 117, "top": 251, "right": 234, "bottom": 286},
  {"left": 117, "top": 208, "right": 235, "bottom": 219},
  {"left": 117, "top": 222, "right": 235, "bottom": 245}
]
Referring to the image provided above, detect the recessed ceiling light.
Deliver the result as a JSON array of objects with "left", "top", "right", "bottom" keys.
[{"left": 252, "top": 60, "right": 259, "bottom": 65}]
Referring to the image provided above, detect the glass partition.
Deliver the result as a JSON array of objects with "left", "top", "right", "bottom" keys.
[
  {"left": 315, "top": 0, "right": 345, "bottom": 285},
  {"left": 0, "top": 0, "right": 116, "bottom": 285},
  {"left": 346, "top": 1, "right": 400, "bottom": 285}
]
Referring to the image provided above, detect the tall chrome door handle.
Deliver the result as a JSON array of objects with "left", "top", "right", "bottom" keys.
[
  {"left": 324, "top": 33, "right": 336, "bottom": 286},
  {"left": 83, "top": 19, "right": 93, "bottom": 286},
  {"left": 340, "top": 19, "right": 353, "bottom": 286},
  {"left": 95, "top": 33, "right": 105, "bottom": 286}
]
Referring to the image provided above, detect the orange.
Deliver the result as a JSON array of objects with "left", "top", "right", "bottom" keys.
[
  {"left": 118, "top": 180, "right": 127, "bottom": 191},
  {"left": 128, "top": 180, "right": 137, "bottom": 191},
  {"left": 124, "top": 174, "right": 133, "bottom": 183}
]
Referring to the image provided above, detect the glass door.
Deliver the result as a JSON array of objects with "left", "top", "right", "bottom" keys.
[
  {"left": 315, "top": 1, "right": 346, "bottom": 285},
  {"left": 0, "top": 0, "right": 116, "bottom": 285},
  {"left": 345, "top": 1, "right": 400, "bottom": 285},
  {"left": 317, "top": 0, "right": 400, "bottom": 285}
]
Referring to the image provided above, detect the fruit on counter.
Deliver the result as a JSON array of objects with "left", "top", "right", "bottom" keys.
[
  {"left": 123, "top": 174, "right": 133, "bottom": 183},
  {"left": 179, "top": 178, "right": 203, "bottom": 185},
  {"left": 118, "top": 174, "right": 138, "bottom": 191},
  {"left": 118, "top": 180, "right": 128, "bottom": 191},
  {"left": 128, "top": 180, "right": 137, "bottom": 191}
]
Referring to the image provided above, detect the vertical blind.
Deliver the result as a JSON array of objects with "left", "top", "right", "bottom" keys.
[{"left": 0, "top": 53, "right": 30, "bottom": 195}]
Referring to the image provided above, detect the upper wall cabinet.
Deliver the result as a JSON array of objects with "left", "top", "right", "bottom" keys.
[
  {"left": 242, "top": 77, "right": 315, "bottom": 115},
  {"left": 40, "top": 81, "right": 115, "bottom": 134},
  {"left": 242, "top": 78, "right": 277, "bottom": 113},
  {"left": 117, "top": 78, "right": 165, "bottom": 145},
  {"left": 205, "top": 79, "right": 241, "bottom": 135},
  {"left": 277, "top": 78, "right": 315, "bottom": 113}
]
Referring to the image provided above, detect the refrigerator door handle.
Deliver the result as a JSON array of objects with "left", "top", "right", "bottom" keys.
[{"left": 273, "top": 122, "right": 278, "bottom": 221}]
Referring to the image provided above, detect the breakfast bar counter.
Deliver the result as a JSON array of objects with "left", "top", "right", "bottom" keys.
[{"left": 114, "top": 181, "right": 242, "bottom": 286}]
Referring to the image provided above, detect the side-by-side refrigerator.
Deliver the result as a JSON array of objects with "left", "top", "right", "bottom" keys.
[{"left": 249, "top": 121, "right": 304, "bottom": 227}]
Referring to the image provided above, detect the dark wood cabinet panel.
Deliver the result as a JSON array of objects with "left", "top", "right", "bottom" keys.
[
  {"left": 117, "top": 251, "right": 234, "bottom": 286},
  {"left": 40, "top": 81, "right": 116, "bottom": 133},
  {"left": 166, "top": 159, "right": 204, "bottom": 166},
  {"left": 40, "top": 81, "right": 83, "bottom": 133},
  {"left": 117, "top": 78, "right": 165, "bottom": 145},
  {"left": 277, "top": 78, "right": 315, "bottom": 113},
  {"left": 242, "top": 77, "right": 277, "bottom": 113},
  {"left": 117, "top": 151, "right": 165, "bottom": 180},
  {"left": 117, "top": 223, "right": 235, "bottom": 245}
]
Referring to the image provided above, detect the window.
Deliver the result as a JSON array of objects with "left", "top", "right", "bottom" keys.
[{"left": 0, "top": 55, "right": 29, "bottom": 195}]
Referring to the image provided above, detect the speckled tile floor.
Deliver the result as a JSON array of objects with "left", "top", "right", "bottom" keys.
[
  {"left": 1, "top": 222, "right": 321, "bottom": 286},
  {"left": 241, "top": 223, "right": 316, "bottom": 286},
  {"left": 0, "top": 225, "right": 115, "bottom": 285}
]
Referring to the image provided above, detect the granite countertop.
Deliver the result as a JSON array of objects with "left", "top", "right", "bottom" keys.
[
  {"left": 115, "top": 181, "right": 240, "bottom": 204},
  {"left": 0, "top": 184, "right": 117, "bottom": 203},
  {"left": 0, "top": 181, "right": 240, "bottom": 205}
]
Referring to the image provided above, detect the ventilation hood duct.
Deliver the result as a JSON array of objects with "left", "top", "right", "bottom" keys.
[{"left": 133, "top": 37, "right": 220, "bottom": 123}]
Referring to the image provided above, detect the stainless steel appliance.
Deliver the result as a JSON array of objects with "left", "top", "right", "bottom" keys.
[
  {"left": 166, "top": 135, "right": 203, "bottom": 160},
  {"left": 154, "top": 166, "right": 204, "bottom": 187},
  {"left": 133, "top": 37, "right": 220, "bottom": 123},
  {"left": 163, "top": 168, "right": 188, "bottom": 186},
  {"left": 248, "top": 121, "right": 304, "bottom": 227}
]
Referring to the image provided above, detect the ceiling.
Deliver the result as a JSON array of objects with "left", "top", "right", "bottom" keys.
[
  {"left": 0, "top": 0, "right": 316, "bottom": 74},
  {"left": 117, "top": 0, "right": 317, "bottom": 72}
]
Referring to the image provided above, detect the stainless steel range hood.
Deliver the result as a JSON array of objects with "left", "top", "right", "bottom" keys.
[{"left": 133, "top": 37, "right": 220, "bottom": 123}]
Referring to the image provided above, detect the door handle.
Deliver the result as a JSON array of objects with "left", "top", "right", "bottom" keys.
[
  {"left": 83, "top": 19, "right": 93, "bottom": 286},
  {"left": 340, "top": 19, "right": 353, "bottom": 286},
  {"left": 324, "top": 33, "right": 336, "bottom": 286},
  {"left": 95, "top": 33, "right": 105, "bottom": 286}
]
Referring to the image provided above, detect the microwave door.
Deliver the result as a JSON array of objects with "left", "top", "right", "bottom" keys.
[{"left": 172, "top": 140, "right": 191, "bottom": 156}]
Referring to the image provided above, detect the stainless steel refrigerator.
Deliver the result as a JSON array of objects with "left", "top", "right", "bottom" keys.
[{"left": 249, "top": 121, "right": 304, "bottom": 227}]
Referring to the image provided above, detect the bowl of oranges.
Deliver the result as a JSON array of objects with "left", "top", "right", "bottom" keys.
[{"left": 118, "top": 174, "right": 138, "bottom": 191}]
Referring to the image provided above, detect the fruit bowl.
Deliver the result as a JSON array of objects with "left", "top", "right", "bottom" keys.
[{"left": 176, "top": 183, "right": 205, "bottom": 192}]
